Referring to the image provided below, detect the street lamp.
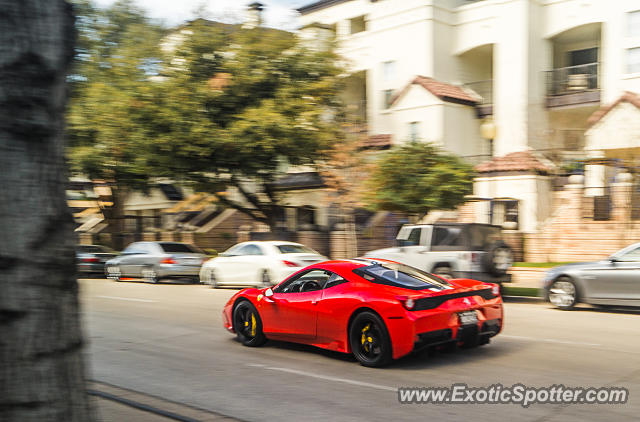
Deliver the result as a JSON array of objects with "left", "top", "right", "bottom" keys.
[{"left": 480, "top": 119, "right": 497, "bottom": 159}]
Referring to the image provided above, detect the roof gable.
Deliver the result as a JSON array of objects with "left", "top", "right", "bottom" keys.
[
  {"left": 587, "top": 91, "right": 640, "bottom": 126},
  {"left": 475, "top": 151, "right": 552, "bottom": 174},
  {"left": 391, "top": 76, "right": 478, "bottom": 107}
]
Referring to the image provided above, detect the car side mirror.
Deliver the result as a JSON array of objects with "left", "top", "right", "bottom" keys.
[{"left": 264, "top": 288, "right": 274, "bottom": 298}]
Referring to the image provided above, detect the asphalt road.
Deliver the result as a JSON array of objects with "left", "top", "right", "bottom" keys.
[{"left": 81, "top": 278, "right": 640, "bottom": 422}]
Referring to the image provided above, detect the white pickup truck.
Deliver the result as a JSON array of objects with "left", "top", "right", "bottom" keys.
[{"left": 365, "top": 223, "right": 513, "bottom": 283}]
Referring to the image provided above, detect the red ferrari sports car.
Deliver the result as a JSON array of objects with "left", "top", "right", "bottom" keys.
[{"left": 222, "top": 258, "right": 503, "bottom": 367}]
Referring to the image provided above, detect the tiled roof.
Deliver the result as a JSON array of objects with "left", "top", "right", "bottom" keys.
[
  {"left": 391, "top": 76, "right": 479, "bottom": 107},
  {"left": 587, "top": 91, "right": 640, "bottom": 126},
  {"left": 475, "top": 151, "right": 552, "bottom": 174},
  {"left": 361, "top": 134, "right": 392, "bottom": 149}
]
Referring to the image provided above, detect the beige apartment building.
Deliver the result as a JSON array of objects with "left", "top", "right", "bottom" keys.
[{"left": 298, "top": 0, "right": 640, "bottom": 235}]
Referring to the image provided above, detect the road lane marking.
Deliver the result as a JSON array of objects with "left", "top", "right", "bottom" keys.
[
  {"left": 246, "top": 364, "right": 396, "bottom": 392},
  {"left": 96, "top": 295, "right": 156, "bottom": 303},
  {"left": 500, "top": 335, "right": 601, "bottom": 347}
]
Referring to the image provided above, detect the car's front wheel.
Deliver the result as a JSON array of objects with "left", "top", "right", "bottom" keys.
[
  {"left": 349, "top": 311, "right": 392, "bottom": 367},
  {"left": 232, "top": 301, "right": 267, "bottom": 347},
  {"left": 208, "top": 269, "right": 219, "bottom": 288},
  {"left": 548, "top": 276, "right": 578, "bottom": 310}
]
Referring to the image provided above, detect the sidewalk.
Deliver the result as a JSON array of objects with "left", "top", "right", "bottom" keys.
[
  {"left": 95, "top": 396, "right": 174, "bottom": 422},
  {"left": 90, "top": 381, "right": 239, "bottom": 422},
  {"left": 507, "top": 267, "right": 546, "bottom": 289}
]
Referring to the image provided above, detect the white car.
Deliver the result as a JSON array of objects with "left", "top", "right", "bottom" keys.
[{"left": 200, "top": 241, "right": 327, "bottom": 288}]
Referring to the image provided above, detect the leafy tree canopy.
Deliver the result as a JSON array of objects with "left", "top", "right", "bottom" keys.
[
  {"left": 365, "top": 142, "right": 475, "bottom": 215},
  {"left": 66, "top": 1, "right": 345, "bottom": 229},
  {"left": 67, "top": 0, "right": 166, "bottom": 191},
  {"left": 150, "top": 21, "right": 345, "bottom": 226}
]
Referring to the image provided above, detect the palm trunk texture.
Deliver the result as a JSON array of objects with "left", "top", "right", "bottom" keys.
[{"left": 0, "top": 2, "right": 93, "bottom": 421}]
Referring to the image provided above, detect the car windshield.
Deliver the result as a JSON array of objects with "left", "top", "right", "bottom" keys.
[
  {"left": 354, "top": 262, "right": 452, "bottom": 291},
  {"left": 276, "top": 244, "right": 317, "bottom": 254},
  {"left": 159, "top": 243, "right": 201, "bottom": 253}
]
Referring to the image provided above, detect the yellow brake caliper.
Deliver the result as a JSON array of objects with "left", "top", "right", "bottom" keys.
[
  {"left": 361, "top": 323, "right": 371, "bottom": 352},
  {"left": 250, "top": 314, "right": 257, "bottom": 337}
]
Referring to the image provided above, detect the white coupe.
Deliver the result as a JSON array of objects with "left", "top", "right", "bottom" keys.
[{"left": 199, "top": 241, "right": 327, "bottom": 288}]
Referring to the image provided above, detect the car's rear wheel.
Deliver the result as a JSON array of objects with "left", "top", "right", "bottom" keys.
[
  {"left": 142, "top": 266, "right": 159, "bottom": 284},
  {"left": 106, "top": 265, "right": 122, "bottom": 281},
  {"left": 548, "top": 277, "right": 578, "bottom": 310},
  {"left": 233, "top": 301, "right": 267, "bottom": 347},
  {"left": 349, "top": 311, "right": 392, "bottom": 367}
]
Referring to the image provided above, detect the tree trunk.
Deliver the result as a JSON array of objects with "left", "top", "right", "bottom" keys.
[
  {"left": 101, "top": 185, "right": 127, "bottom": 250},
  {"left": 0, "top": 2, "right": 93, "bottom": 421}
]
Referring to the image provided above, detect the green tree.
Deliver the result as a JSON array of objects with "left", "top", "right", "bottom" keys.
[
  {"left": 153, "top": 25, "right": 345, "bottom": 229},
  {"left": 365, "top": 142, "right": 475, "bottom": 216},
  {"left": 66, "top": 0, "right": 165, "bottom": 247}
]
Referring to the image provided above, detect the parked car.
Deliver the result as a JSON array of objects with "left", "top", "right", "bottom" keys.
[
  {"left": 105, "top": 241, "right": 206, "bottom": 283},
  {"left": 543, "top": 242, "right": 640, "bottom": 310},
  {"left": 76, "top": 244, "right": 117, "bottom": 276},
  {"left": 223, "top": 258, "right": 503, "bottom": 367},
  {"left": 200, "top": 241, "right": 326, "bottom": 288},
  {"left": 365, "top": 223, "right": 513, "bottom": 283}
]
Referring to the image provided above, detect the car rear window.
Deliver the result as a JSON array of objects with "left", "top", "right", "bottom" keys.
[
  {"left": 159, "top": 243, "right": 200, "bottom": 253},
  {"left": 353, "top": 262, "right": 452, "bottom": 291},
  {"left": 276, "top": 244, "right": 317, "bottom": 254}
]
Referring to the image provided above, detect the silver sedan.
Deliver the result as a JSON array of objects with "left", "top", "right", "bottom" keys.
[
  {"left": 543, "top": 242, "right": 640, "bottom": 310},
  {"left": 105, "top": 241, "right": 206, "bottom": 283}
]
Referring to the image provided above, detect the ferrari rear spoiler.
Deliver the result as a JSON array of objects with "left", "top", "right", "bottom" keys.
[{"left": 411, "top": 288, "right": 498, "bottom": 311}]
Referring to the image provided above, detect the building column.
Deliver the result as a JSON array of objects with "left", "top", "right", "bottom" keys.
[
  {"left": 493, "top": 0, "right": 550, "bottom": 156},
  {"left": 612, "top": 173, "right": 633, "bottom": 222}
]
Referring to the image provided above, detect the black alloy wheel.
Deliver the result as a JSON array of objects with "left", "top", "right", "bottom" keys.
[
  {"left": 232, "top": 301, "right": 267, "bottom": 347},
  {"left": 349, "top": 311, "right": 392, "bottom": 367}
]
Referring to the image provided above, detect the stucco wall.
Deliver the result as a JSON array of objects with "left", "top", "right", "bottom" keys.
[
  {"left": 586, "top": 102, "right": 640, "bottom": 153},
  {"left": 474, "top": 174, "right": 552, "bottom": 233}
]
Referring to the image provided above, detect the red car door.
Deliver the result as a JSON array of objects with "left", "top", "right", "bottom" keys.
[
  {"left": 260, "top": 269, "right": 330, "bottom": 340},
  {"left": 261, "top": 290, "right": 321, "bottom": 340}
]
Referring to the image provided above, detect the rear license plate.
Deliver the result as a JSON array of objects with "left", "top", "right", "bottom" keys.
[{"left": 458, "top": 311, "right": 478, "bottom": 325}]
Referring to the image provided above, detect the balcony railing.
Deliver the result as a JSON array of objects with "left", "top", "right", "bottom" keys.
[
  {"left": 545, "top": 62, "right": 599, "bottom": 96},
  {"left": 463, "top": 79, "right": 493, "bottom": 117}
]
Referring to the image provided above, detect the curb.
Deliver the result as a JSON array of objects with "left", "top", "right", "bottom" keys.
[
  {"left": 502, "top": 295, "right": 544, "bottom": 303},
  {"left": 89, "top": 381, "right": 240, "bottom": 422}
]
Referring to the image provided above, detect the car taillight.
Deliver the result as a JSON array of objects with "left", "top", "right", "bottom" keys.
[
  {"left": 82, "top": 257, "right": 100, "bottom": 263},
  {"left": 491, "top": 284, "right": 500, "bottom": 297},
  {"left": 282, "top": 260, "right": 300, "bottom": 267},
  {"left": 396, "top": 295, "right": 415, "bottom": 310},
  {"left": 161, "top": 257, "right": 176, "bottom": 265}
]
